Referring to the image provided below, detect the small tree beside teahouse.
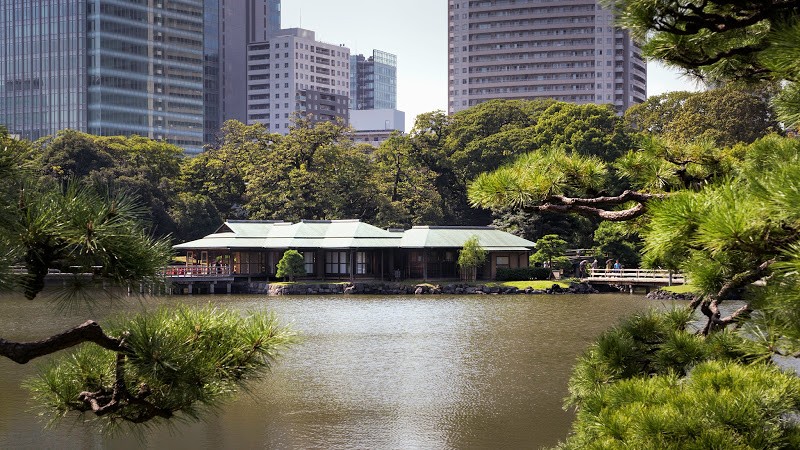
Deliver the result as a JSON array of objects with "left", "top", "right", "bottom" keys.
[
  {"left": 458, "top": 235, "right": 487, "bottom": 282},
  {"left": 276, "top": 249, "right": 306, "bottom": 281},
  {"left": 530, "top": 234, "right": 568, "bottom": 279}
]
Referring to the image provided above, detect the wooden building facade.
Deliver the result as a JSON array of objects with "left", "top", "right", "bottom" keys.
[{"left": 172, "top": 220, "right": 535, "bottom": 281}]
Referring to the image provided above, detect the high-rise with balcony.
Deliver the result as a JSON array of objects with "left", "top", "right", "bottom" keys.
[
  {"left": 447, "top": 0, "right": 647, "bottom": 114},
  {"left": 246, "top": 28, "right": 350, "bottom": 134},
  {"left": 349, "top": 50, "right": 397, "bottom": 110},
  {"left": 0, "top": 0, "right": 207, "bottom": 152}
]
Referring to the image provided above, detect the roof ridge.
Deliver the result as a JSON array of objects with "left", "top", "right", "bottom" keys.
[
  {"left": 412, "top": 225, "right": 497, "bottom": 230},
  {"left": 300, "top": 219, "right": 363, "bottom": 224}
]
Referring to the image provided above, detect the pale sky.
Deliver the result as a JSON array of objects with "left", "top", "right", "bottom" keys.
[{"left": 281, "top": 0, "right": 702, "bottom": 132}]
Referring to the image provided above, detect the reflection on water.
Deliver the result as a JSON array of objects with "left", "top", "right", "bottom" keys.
[{"left": 0, "top": 293, "right": 678, "bottom": 449}]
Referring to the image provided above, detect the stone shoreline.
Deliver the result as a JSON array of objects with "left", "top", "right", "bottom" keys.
[
  {"left": 645, "top": 289, "right": 700, "bottom": 301},
  {"left": 252, "top": 281, "right": 600, "bottom": 296}
]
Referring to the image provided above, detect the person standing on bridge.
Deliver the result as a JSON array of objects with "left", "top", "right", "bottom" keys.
[
  {"left": 591, "top": 259, "right": 598, "bottom": 275},
  {"left": 605, "top": 259, "right": 613, "bottom": 273},
  {"left": 613, "top": 260, "right": 622, "bottom": 273}
]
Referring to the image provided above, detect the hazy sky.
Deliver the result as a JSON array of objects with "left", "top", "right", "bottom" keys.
[{"left": 280, "top": 0, "right": 702, "bottom": 131}]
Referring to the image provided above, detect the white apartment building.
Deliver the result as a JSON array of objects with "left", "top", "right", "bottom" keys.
[
  {"left": 246, "top": 28, "right": 350, "bottom": 133},
  {"left": 448, "top": 0, "right": 647, "bottom": 114}
]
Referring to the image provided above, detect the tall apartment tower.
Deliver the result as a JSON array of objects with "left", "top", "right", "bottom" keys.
[
  {"left": 0, "top": 0, "right": 206, "bottom": 152},
  {"left": 447, "top": 0, "right": 647, "bottom": 114},
  {"left": 349, "top": 50, "right": 397, "bottom": 110},
  {"left": 246, "top": 29, "right": 350, "bottom": 134}
]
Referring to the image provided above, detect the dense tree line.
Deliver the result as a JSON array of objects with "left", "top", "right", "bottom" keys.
[{"left": 14, "top": 83, "right": 778, "bottom": 252}]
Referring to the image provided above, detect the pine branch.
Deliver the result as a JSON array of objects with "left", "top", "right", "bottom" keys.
[
  {"left": 699, "top": 259, "right": 773, "bottom": 334},
  {"left": 530, "top": 190, "right": 667, "bottom": 221},
  {"left": 78, "top": 351, "right": 173, "bottom": 422},
  {"left": 0, "top": 320, "right": 123, "bottom": 364}
]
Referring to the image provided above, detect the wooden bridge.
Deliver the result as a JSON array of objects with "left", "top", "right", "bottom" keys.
[{"left": 582, "top": 269, "right": 686, "bottom": 293}]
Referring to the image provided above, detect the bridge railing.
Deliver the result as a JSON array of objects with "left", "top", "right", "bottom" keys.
[
  {"left": 583, "top": 268, "right": 686, "bottom": 285},
  {"left": 163, "top": 264, "right": 232, "bottom": 277}
]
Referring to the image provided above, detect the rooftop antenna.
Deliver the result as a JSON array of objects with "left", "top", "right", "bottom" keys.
[{"left": 299, "top": 8, "right": 302, "bottom": 28}]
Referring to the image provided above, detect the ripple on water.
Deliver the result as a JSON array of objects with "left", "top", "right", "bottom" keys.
[{"left": 0, "top": 293, "right": 673, "bottom": 449}]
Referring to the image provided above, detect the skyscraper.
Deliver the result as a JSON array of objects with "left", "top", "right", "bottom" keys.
[
  {"left": 0, "top": 0, "right": 207, "bottom": 152},
  {"left": 447, "top": 0, "right": 646, "bottom": 114},
  {"left": 349, "top": 50, "right": 397, "bottom": 110},
  {"left": 246, "top": 28, "right": 350, "bottom": 134}
]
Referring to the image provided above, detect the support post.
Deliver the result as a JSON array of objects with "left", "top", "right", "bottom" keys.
[
  {"left": 350, "top": 250, "right": 355, "bottom": 282},
  {"left": 210, "top": 282, "right": 216, "bottom": 295},
  {"left": 423, "top": 250, "right": 428, "bottom": 281},
  {"left": 188, "top": 283, "right": 193, "bottom": 295}
]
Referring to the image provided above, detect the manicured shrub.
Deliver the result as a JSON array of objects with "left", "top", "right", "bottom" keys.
[{"left": 495, "top": 267, "right": 550, "bottom": 281}]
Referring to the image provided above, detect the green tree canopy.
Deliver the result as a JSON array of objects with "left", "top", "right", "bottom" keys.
[
  {"left": 592, "top": 222, "right": 641, "bottom": 268},
  {"left": 35, "top": 131, "right": 185, "bottom": 238},
  {"left": 530, "top": 234, "right": 568, "bottom": 272},
  {"left": 625, "top": 85, "right": 780, "bottom": 146},
  {"left": 457, "top": 236, "right": 487, "bottom": 282},
  {"left": 275, "top": 250, "right": 306, "bottom": 281},
  {"left": 27, "top": 306, "right": 295, "bottom": 432},
  {"left": 559, "top": 310, "right": 800, "bottom": 449},
  {"left": 610, "top": 0, "right": 800, "bottom": 129},
  {"left": 243, "top": 118, "right": 386, "bottom": 223},
  {"left": 371, "top": 133, "right": 444, "bottom": 228}
]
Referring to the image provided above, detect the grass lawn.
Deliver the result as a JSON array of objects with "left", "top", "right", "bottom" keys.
[
  {"left": 267, "top": 280, "right": 569, "bottom": 290},
  {"left": 269, "top": 280, "right": 351, "bottom": 286},
  {"left": 488, "top": 280, "right": 570, "bottom": 289},
  {"left": 660, "top": 284, "right": 698, "bottom": 294}
]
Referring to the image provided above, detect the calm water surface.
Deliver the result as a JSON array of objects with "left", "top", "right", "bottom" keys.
[{"left": 0, "top": 293, "right": 678, "bottom": 449}]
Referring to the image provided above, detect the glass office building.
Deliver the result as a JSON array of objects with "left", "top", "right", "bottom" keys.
[
  {"left": 0, "top": 1, "right": 88, "bottom": 139},
  {"left": 1, "top": 0, "right": 205, "bottom": 152},
  {"left": 349, "top": 50, "right": 397, "bottom": 110},
  {"left": 204, "top": 0, "right": 221, "bottom": 146}
]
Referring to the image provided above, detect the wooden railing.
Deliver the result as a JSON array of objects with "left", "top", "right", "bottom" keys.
[
  {"left": 163, "top": 265, "right": 232, "bottom": 277},
  {"left": 565, "top": 248, "right": 595, "bottom": 258},
  {"left": 583, "top": 268, "right": 686, "bottom": 285}
]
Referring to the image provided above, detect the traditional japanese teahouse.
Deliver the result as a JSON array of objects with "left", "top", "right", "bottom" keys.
[{"left": 172, "top": 220, "right": 535, "bottom": 282}]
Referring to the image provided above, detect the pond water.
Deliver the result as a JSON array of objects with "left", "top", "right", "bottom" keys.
[{"left": 0, "top": 293, "right": 678, "bottom": 449}]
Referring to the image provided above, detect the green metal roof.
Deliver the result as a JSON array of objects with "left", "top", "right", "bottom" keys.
[
  {"left": 173, "top": 235, "right": 265, "bottom": 250},
  {"left": 399, "top": 226, "right": 535, "bottom": 250},
  {"left": 214, "top": 220, "right": 288, "bottom": 237},
  {"left": 173, "top": 221, "right": 533, "bottom": 251},
  {"left": 174, "top": 220, "right": 403, "bottom": 250}
]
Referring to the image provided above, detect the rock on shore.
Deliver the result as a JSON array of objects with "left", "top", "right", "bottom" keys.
[
  {"left": 260, "top": 281, "right": 599, "bottom": 296},
  {"left": 646, "top": 289, "right": 699, "bottom": 301}
]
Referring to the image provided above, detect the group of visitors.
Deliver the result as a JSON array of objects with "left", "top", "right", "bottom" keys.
[{"left": 577, "top": 258, "right": 622, "bottom": 277}]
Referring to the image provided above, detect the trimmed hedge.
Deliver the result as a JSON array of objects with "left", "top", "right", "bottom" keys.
[{"left": 496, "top": 267, "right": 551, "bottom": 281}]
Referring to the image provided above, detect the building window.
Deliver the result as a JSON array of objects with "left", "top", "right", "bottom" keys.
[
  {"left": 303, "top": 252, "right": 315, "bottom": 275},
  {"left": 356, "top": 252, "right": 368, "bottom": 275},
  {"left": 496, "top": 256, "right": 510, "bottom": 269},
  {"left": 326, "top": 251, "right": 349, "bottom": 274}
]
